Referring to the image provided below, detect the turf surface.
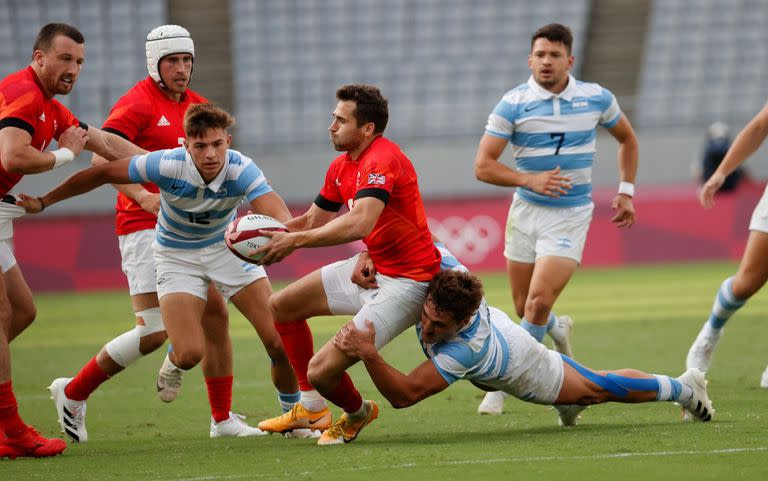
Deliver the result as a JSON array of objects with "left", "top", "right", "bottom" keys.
[{"left": 4, "top": 262, "right": 768, "bottom": 480}]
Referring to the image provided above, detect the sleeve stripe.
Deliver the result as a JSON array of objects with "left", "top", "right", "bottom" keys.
[
  {"left": 0, "top": 117, "right": 34, "bottom": 137},
  {"left": 102, "top": 127, "right": 129, "bottom": 140},
  {"left": 354, "top": 188, "right": 390, "bottom": 205},
  {"left": 314, "top": 194, "right": 343, "bottom": 212},
  {"left": 78, "top": 120, "right": 89, "bottom": 131}
]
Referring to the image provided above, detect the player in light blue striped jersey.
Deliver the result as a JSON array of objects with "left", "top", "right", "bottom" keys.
[
  {"left": 18, "top": 104, "right": 300, "bottom": 438},
  {"left": 335, "top": 269, "right": 714, "bottom": 426},
  {"left": 473, "top": 23, "right": 639, "bottom": 415}
]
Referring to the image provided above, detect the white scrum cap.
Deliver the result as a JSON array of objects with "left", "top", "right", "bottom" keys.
[{"left": 145, "top": 25, "right": 194, "bottom": 84}]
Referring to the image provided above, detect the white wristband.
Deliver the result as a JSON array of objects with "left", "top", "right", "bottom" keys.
[
  {"left": 618, "top": 181, "right": 635, "bottom": 197},
  {"left": 51, "top": 148, "right": 75, "bottom": 169}
]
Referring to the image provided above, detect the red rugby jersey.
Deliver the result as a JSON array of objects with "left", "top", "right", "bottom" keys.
[
  {"left": 102, "top": 77, "right": 206, "bottom": 235},
  {"left": 0, "top": 66, "right": 83, "bottom": 196},
  {"left": 317, "top": 136, "right": 440, "bottom": 281}
]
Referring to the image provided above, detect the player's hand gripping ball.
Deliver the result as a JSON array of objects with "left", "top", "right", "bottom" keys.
[{"left": 225, "top": 214, "right": 287, "bottom": 263}]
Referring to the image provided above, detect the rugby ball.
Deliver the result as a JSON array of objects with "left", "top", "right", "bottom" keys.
[{"left": 225, "top": 214, "right": 287, "bottom": 263}]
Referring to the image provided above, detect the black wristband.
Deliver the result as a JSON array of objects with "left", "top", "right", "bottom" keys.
[{"left": 38, "top": 197, "right": 45, "bottom": 211}]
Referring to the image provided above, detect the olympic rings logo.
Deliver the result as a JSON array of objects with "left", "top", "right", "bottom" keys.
[{"left": 428, "top": 215, "right": 502, "bottom": 263}]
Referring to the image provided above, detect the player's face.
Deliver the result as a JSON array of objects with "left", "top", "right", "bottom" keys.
[
  {"left": 185, "top": 128, "right": 232, "bottom": 183},
  {"left": 34, "top": 35, "right": 85, "bottom": 97},
  {"left": 329, "top": 100, "right": 369, "bottom": 152},
  {"left": 420, "top": 298, "right": 467, "bottom": 344},
  {"left": 528, "top": 38, "right": 573, "bottom": 92},
  {"left": 158, "top": 53, "right": 193, "bottom": 95}
]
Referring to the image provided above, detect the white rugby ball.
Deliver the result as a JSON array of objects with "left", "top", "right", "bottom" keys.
[{"left": 225, "top": 214, "right": 287, "bottom": 263}]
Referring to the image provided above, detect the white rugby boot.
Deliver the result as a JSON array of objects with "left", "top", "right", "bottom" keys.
[
  {"left": 554, "top": 404, "right": 588, "bottom": 426},
  {"left": 48, "top": 377, "right": 88, "bottom": 443},
  {"left": 156, "top": 353, "right": 184, "bottom": 403},
  {"left": 549, "top": 315, "right": 574, "bottom": 358},
  {"left": 685, "top": 322, "right": 723, "bottom": 372},
  {"left": 677, "top": 368, "right": 714, "bottom": 422},
  {"left": 760, "top": 364, "right": 768, "bottom": 389},
  {"left": 210, "top": 412, "right": 267, "bottom": 438},
  {"left": 477, "top": 391, "right": 507, "bottom": 415}
]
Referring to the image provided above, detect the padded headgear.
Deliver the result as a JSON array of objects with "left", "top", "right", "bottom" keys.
[{"left": 145, "top": 25, "right": 194, "bottom": 84}]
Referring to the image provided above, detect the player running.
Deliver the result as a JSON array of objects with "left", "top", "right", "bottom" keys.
[
  {"left": 254, "top": 84, "right": 441, "bottom": 445},
  {"left": 45, "top": 25, "right": 238, "bottom": 444},
  {"left": 473, "top": 23, "right": 639, "bottom": 415},
  {"left": 18, "top": 103, "right": 299, "bottom": 440},
  {"left": 0, "top": 23, "right": 146, "bottom": 459}
]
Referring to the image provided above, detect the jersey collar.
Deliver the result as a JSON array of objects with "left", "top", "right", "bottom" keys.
[
  {"left": 526, "top": 74, "right": 577, "bottom": 101},
  {"left": 183, "top": 149, "right": 229, "bottom": 191}
]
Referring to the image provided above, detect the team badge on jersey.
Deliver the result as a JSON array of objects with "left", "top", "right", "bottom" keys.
[{"left": 367, "top": 173, "right": 386, "bottom": 185}]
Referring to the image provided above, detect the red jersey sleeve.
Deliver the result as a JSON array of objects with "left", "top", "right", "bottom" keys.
[
  {"left": 0, "top": 82, "right": 42, "bottom": 137},
  {"left": 354, "top": 149, "right": 399, "bottom": 204},
  {"left": 101, "top": 94, "right": 152, "bottom": 141},
  {"left": 51, "top": 99, "right": 82, "bottom": 140},
  {"left": 315, "top": 156, "right": 345, "bottom": 212}
]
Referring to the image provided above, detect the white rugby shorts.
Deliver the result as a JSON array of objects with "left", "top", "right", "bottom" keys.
[
  {"left": 481, "top": 307, "right": 564, "bottom": 404},
  {"left": 0, "top": 197, "right": 25, "bottom": 241},
  {"left": 749, "top": 184, "right": 768, "bottom": 233},
  {"left": 153, "top": 241, "right": 267, "bottom": 301},
  {"left": 118, "top": 229, "right": 158, "bottom": 295},
  {"left": 504, "top": 194, "right": 593, "bottom": 263},
  {"left": 0, "top": 240, "right": 16, "bottom": 273},
  {"left": 321, "top": 253, "right": 429, "bottom": 349}
]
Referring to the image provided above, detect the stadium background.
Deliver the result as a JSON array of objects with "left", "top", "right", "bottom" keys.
[{"left": 3, "top": 0, "right": 768, "bottom": 290}]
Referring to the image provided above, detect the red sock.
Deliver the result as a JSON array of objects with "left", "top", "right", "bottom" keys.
[
  {"left": 64, "top": 356, "right": 111, "bottom": 401},
  {"left": 275, "top": 320, "right": 314, "bottom": 391},
  {"left": 325, "top": 372, "right": 363, "bottom": 413},
  {"left": 205, "top": 376, "right": 233, "bottom": 423},
  {"left": 0, "top": 381, "right": 28, "bottom": 437}
]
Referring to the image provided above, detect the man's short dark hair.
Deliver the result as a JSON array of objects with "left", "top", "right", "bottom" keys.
[
  {"left": 184, "top": 103, "right": 235, "bottom": 138},
  {"left": 336, "top": 84, "right": 389, "bottom": 134},
  {"left": 531, "top": 23, "right": 573, "bottom": 55},
  {"left": 33, "top": 23, "right": 85, "bottom": 54},
  {"left": 426, "top": 270, "right": 484, "bottom": 323}
]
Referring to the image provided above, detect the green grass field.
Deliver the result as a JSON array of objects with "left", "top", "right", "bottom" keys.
[{"left": 4, "top": 262, "right": 768, "bottom": 480}]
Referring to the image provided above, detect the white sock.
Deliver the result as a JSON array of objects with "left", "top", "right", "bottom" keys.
[
  {"left": 299, "top": 389, "right": 327, "bottom": 412},
  {"left": 347, "top": 400, "right": 369, "bottom": 421}
]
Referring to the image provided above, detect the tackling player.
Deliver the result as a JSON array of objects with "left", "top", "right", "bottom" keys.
[
  {"left": 45, "top": 25, "right": 237, "bottom": 444},
  {"left": 19, "top": 103, "right": 300, "bottom": 439},
  {"left": 335, "top": 269, "right": 714, "bottom": 427},
  {"left": 254, "top": 84, "right": 441, "bottom": 445},
  {"left": 0, "top": 23, "right": 145, "bottom": 459}
]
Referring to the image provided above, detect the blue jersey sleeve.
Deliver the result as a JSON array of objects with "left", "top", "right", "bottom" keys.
[
  {"left": 128, "top": 150, "right": 165, "bottom": 184},
  {"left": 238, "top": 160, "right": 273, "bottom": 202}
]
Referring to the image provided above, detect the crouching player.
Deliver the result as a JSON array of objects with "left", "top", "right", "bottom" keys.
[
  {"left": 335, "top": 269, "right": 714, "bottom": 426},
  {"left": 18, "top": 104, "right": 299, "bottom": 438}
]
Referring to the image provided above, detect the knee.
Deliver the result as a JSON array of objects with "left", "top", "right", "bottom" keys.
[
  {"left": 269, "top": 293, "right": 286, "bottom": 323},
  {"left": 17, "top": 304, "right": 36, "bottom": 331},
  {"left": 139, "top": 331, "right": 168, "bottom": 354},
  {"left": 307, "top": 355, "right": 331, "bottom": 389},
  {"left": 172, "top": 348, "right": 203, "bottom": 370}
]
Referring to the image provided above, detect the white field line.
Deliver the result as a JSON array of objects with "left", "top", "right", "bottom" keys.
[{"left": 143, "top": 446, "right": 768, "bottom": 481}]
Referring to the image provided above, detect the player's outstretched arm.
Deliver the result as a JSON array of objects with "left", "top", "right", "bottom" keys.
[
  {"left": 607, "top": 114, "right": 638, "bottom": 228},
  {"left": 334, "top": 320, "right": 449, "bottom": 408},
  {"left": 701, "top": 101, "right": 768, "bottom": 208},
  {"left": 19, "top": 158, "right": 134, "bottom": 213},
  {"left": 284, "top": 203, "right": 337, "bottom": 232},
  {"left": 255, "top": 196, "right": 385, "bottom": 265},
  {"left": 84, "top": 127, "right": 146, "bottom": 161},
  {"left": 92, "top": 151, "right": 159, "bottom": 215},
  {"left": 0, "top": 125, "right": 88, "bottom": 174},
  {"left": 248, "top": 191, "right": 292, "bottom": 224}
]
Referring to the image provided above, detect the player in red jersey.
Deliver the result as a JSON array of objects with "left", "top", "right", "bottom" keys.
[
  {"left": 46, "top": 26, "right": 271, "bottom": 443},
  {"left": 0, "top": 23, "right": 145, "bottom": 459},
  {"left": 256, "top": 84, "right": 441, "bottom": 445}
]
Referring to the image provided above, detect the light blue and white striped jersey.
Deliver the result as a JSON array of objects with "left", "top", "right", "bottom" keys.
[
  {"left": 485, "top": 75, "right": 622, "bottom": 208},
  {"left": 128, "top": 147, "right": 273, "bottom": 249},
  {"left": 417, "top": 242, "right": 510, "bottom": 385}
]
